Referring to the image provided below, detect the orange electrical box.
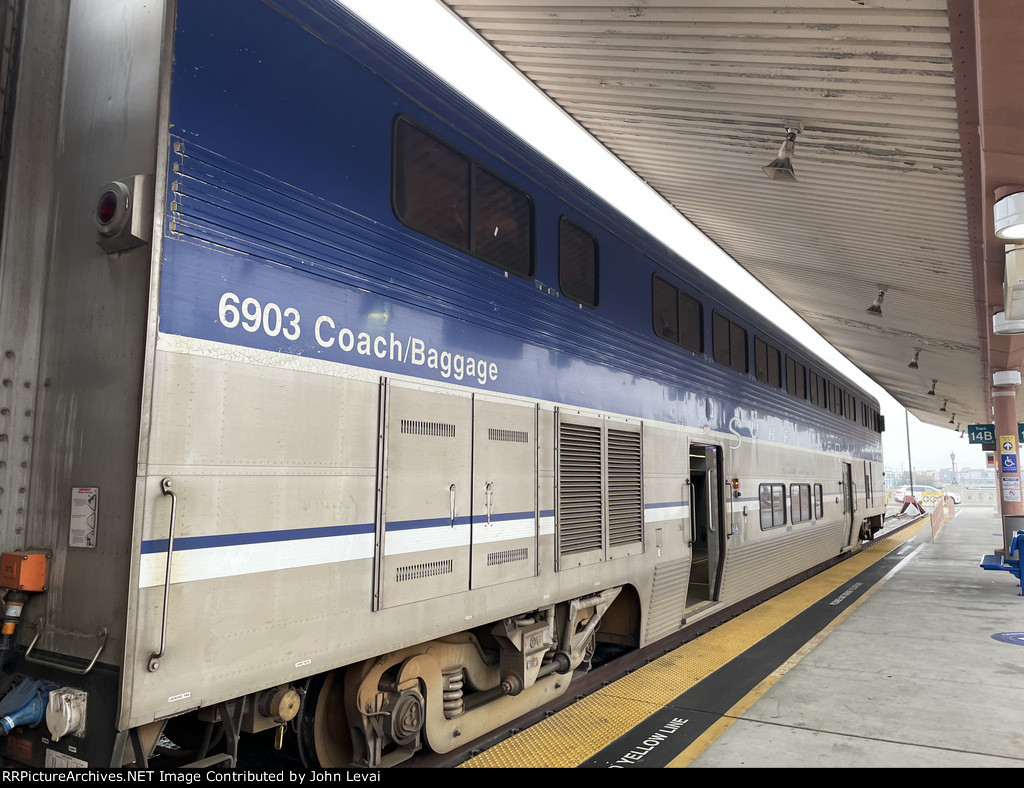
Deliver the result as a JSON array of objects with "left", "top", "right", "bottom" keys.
[{"left": 1, "top": 552, "right": 47, "bottom": 592}]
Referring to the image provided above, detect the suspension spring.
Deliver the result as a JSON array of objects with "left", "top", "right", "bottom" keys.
[{"left": 441, "top": 668, "right": 464, "bottom": 719}]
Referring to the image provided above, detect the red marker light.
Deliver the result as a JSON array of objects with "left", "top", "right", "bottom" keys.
[{"left": 97, "top": 190, "right": 120, "bottom": 226}]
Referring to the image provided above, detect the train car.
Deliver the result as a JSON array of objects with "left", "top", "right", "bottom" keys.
[{"left": 0, "top": 0, "right": 885, "bottom": 769}]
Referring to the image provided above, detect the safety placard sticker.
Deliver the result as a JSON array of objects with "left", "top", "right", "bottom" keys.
[{"left": 69, "top": 487, "right": 98, "bottom": 548}]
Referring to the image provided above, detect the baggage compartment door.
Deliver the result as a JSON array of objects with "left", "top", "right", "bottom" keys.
[
  {"left": 377, "top": 380, "right": 472, "bottom": 609},
  {"left": 471, "top": 398, "right": 538, "bottom": 588}
]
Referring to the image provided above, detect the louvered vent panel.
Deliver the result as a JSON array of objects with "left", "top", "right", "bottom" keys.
[
  {"left": 401, "top": 419, "right": 455, "bottom": 437},
  {"left": 558, "top": 422, "right": 603, "bottom": 555},
  {"left": 607, "top": 429, "right": 642, "bottom": 547}
]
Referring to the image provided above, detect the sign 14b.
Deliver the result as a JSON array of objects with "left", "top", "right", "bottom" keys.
[{"left": 968, "top": 423, "right": 1024, "bottom": 445}]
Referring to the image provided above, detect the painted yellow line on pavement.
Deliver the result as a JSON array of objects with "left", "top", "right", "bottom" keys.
[{"left": 461, "top": 525, "right": 922, "bottom": 768}]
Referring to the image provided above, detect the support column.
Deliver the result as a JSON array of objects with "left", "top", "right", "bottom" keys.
[{"left": 993, "top": 372, "right": 1022, "bottom": 554}]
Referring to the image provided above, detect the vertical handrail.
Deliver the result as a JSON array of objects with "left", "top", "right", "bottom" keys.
[
  {"left": 685, "top": 479, "right": 695, "bottom": 546},
  {"left": 148, "top": 478, "right": 176, "bottom": 672}
]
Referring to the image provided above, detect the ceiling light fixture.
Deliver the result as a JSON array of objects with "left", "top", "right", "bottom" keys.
[
  {"left": 927, "top": 380, "right": 936, "bottom": 396},
  {"left": 994, "top": 189, "right": 1024, "bottom": 241},
  {"left": 908, "top": 349, "right": 920, "bottom": 369},
  {"left": 940, "top": 400, "right": 947, "bottom": 412},
  {"left": 866, "top": 289, "right": 886, "bottom": 316},
  {"left": 949, "top": 413, "right": 956, "bottom": 425},
  {"left": 762, "top": 128, "right": 799, "bottom": 182}
]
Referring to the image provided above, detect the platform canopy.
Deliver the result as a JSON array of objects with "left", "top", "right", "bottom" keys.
[{"left": 439, "top": 0, "right": 1024, "bottom": 433}]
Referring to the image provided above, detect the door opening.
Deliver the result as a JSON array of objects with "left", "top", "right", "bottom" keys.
[{"left": 686, "top": 443, "right": 726, "bottom": 608}]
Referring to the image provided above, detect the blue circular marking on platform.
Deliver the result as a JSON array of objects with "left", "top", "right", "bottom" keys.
[{"left": 992, "top": 632, "right": 1024, "bottom": 646}]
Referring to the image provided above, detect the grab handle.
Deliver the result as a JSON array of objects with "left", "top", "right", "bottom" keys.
[
  {"left": 149, "top": 478, "right": 176, "bottom": 672},
  {"left": 24, "top": 618, "right": 108, "bottom": 676},
  {"left": 449, "top": 484, "right": 457, "bottom": 528},
  {"left": 685, "top": 479, "right": 695, "bottom": 546}
]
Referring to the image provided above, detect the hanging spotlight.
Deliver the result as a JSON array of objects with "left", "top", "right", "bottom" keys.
[
  {"left": 949, "top": 412, "right": 956, "bottom": 424},
  {"left": 940, "top": 400, "right": 947, "bottom": 412},
  {"left": 908, "top": 349, "right": 920, "bottom": 369},
  {"left": 927, "top": 379, "right": 936, "bottom": 396},
  {"left": 866, "top": 289, "right": 886, "bottom": 316},
  {"left": 762, "top": 128, "right": 799, "bottom": 182}
]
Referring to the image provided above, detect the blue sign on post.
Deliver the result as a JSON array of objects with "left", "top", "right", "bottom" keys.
[{"left": 1003, "top": 454, "right": 1018, "bottom": 473}]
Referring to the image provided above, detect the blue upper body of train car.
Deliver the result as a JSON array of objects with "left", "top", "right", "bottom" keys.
[{"left": 160, "top": 0, "right": 882, "bottom": 461}]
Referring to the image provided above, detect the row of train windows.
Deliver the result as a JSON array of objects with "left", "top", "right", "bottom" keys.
[
  {"left": 393, "top": 117, "right": 598, "bottom": 307},
  {"left": 391, "top": 117, "right": 881, "bottom": 433},
  {"left": 655, "top": 275, "right": 881, "bottom": 431},
  {"left": 759, "top": 483, "right": 824, "bottom": 531}
]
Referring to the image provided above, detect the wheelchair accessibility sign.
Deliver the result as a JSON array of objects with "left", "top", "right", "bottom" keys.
[{"left": 1003, "top": 454, "right": 1018, "bottom": 473}]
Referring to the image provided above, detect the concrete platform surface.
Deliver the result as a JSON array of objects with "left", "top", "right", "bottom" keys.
[{"left": 687, "top": 505, "right": 1024, "bottom": 768}]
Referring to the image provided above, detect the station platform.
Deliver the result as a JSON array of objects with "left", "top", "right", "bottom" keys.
[{"left": 459, "top": 505, "right": 1024, "bottom": 768}]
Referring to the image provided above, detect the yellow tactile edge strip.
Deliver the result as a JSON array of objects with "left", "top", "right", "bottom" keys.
[
  {"left": 460, "top": 524, "right": 923, "bottom": 768},
  {"left": 666, "top": 539, "right": 926, "bottom": 767}
]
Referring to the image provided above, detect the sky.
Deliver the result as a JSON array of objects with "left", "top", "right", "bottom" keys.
[{"left": 339, "top": 0, "right": 989, "bottom": 475}]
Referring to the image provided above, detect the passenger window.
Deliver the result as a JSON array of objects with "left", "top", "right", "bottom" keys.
[
  {"left": 809, "top": 371, "right": 827, "bottom": 409},
  {"left": 393, "top": 119, "right": 469, "bottom": 250},
  {"left": 755, "top": 337, "right": 781, "bottom": 388},
  {"left": 790, "top": 484, "right": 811, "bottom": 522},
  {"left": 393, "top": 117, "right": 534, "bottom": 278},
  {"left": 713, "top": 312, "right": 747, "bottom": 373},
  {"left": 813, "top": 483, "right": 824, "bottom": 518},
  {"left": 473, "top": 168, "right": 532, "bottom": 278},
  {"left": 652, "top": 275, "right": 702, "bottom": 353},
  {"left": 678, "top": 290, "right": 702, "bottom": 352},
  {"left": 559, "top": 217, "right": 598, "bottom": 307},
  {"left": 653, "top": 276, "right": 679, "bottom": 343},
  {"left": 759, "top": 483, "right": 786, "bottom": 529},
  {"left": 786, "top": 356, "right": 806, "bottom": 399}
]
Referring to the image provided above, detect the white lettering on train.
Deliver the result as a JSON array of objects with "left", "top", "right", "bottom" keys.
[{"left": 221, "top": 292, "right": 498, "bottom": 386}]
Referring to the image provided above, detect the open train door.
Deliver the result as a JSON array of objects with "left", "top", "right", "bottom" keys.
[
  {"left": 842, "top": 462, "right": 858, "bottom": 549},
  {"left": 686, "top": 443, "right": 726, "bottom": 608}
]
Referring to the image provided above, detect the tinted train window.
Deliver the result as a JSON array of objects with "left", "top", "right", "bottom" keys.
[
  {"left": 559, "top": 217, "right": 598, "bottom": 307},
  {"left": 791, "top": 484, "right": 811, "bottom": 522},
  {"left": 828, "top": 382, "right": 842, "bottom": 416},
  {"left": 713, "top": 312, "right": 747, "bottom": 373},
  {"left": 755, "top": 337, "right": 781, "bottom": 388},
  {"left": 474, "top": 168, "right": 532, "bottom": 277},
  {"left": 786, "top": 357, "right": 806, "bottom": 399},
  {"left": 845, "top": 391, "right": 856, "bottom": 421},
  {"left": 652, "top": 275, "right": 702, "bottom": 352},
  {"left": 814, "top": 483, "right": 824, "bottom": 518},
  {"left": 759, "top": 483, "right": 786, "bottom": 529},
  {"left": 393, "top": 118, "right": 534, "bottom": 278},
  {"left": 809, "top": 371, "right": 827, "bottom": 409},
  {"left": 394, "top": 120, "right": 469, "bottom": 249}
]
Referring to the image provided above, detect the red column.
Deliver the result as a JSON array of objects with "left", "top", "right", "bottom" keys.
[{"left": 993, "top": 383, "right": 1022, "bottom": 554}]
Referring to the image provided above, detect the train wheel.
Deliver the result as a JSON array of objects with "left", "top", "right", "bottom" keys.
[{"left": 296, "top": 670, "right": 353, "bottom": 768}]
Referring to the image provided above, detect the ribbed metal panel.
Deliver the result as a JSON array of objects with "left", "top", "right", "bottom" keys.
[
  {"left": 557, "top": 421, "right": 604, "bottom": 555},
  {"left": 0, "top": 0, "right": 21, "bottom": 246},
  {"left": 718, "top": 522, "right": 846, "bottom": 603},
  {"left": 443, "top": 1, "right": 984, "bottom": 427},
  {"left": 607, "top": 428, "right": 642, "bottom": 547},
  {"left": 644, "top": 557, "right": 689, "bottom": 644}
]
